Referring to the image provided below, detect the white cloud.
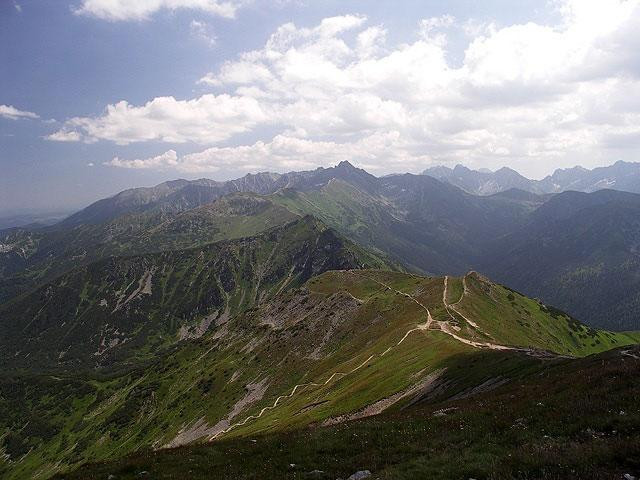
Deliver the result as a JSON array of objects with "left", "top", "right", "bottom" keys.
[
  {"left": 420, "top": 15, "right": 455, "bottom": 33},
  {"left": 356, "top": 26, "right": 387, "bottom": 59},
  {"left": 0, "top": 104, "right": 39, "bottom": 120},
  {"left": 48, "top": 94, "right": 267, "bottom": 145},
  {"left": 73, "top": 0, "right": 241, "bottom": 21},
  {"left": 65, "top": 2, "right": 640, "bottom": 177},
  {"left": 419, "top": 14, "right": 455, "bottom": 45},
  {"left": 190, "top": 20, "right": 216, "bottom": 46},
  {"left": 46, "top": 129, "right": 83, "bottom": 142},
  {"left": 106, "top": 132, "right": 428, "bottom": 173},
  {"left": 14, "top": 2, "right": 22, "bottom": 13},
  {"left": 106, "top": 149, "right": 179, "bottom": 169}
]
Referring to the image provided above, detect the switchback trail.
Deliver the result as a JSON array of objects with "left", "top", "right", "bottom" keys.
[
  {"left": 208, "top": 270, "right": 554, "bottom": 441},
  {"left": 209, "top": 271, "right": 436, "bottom": 440}
]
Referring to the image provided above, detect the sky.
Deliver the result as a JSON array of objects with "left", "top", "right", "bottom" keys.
[{"left": 2, "top": 0, "right": 640, "bottom": 213}]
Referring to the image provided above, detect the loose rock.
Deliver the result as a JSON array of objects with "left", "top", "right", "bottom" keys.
[{"left": 347, "top": 471, "right": 371, "bottom": 480}]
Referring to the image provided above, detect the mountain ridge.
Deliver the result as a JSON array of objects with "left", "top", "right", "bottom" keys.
[
  {"left": 0, "top": 216, "right": 393, "bottom": 369},
  {"left": 424, "top": 160, "right": 640, "bottom": 195},
  {"left": 3, "top": 268, "right": 637, "bottom": 479},
  {"left": 4, "top": 162, "right": 640, "bottom": 331}
]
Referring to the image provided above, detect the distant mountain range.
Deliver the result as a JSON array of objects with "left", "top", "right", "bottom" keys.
[
  {"left": 0, "top": 210, "right": 72, "bottom": 230},
  {"left": 2, "top": 160, "right": 640, "bottom": 331},
  {"left": 423, "top": 160, "right": 640, "bottom": 195}
]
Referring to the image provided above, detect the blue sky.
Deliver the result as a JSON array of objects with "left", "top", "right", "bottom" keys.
[{"left": 1, "top": 0, "right": 639, "bottom": 213}]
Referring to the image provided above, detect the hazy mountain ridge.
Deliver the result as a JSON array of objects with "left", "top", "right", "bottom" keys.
[
  {"left": 273, "top": 172, "right": 539, "bottom": 274},
  {"left": 424, "top": 160, "right": 640, "bottom": 195},
  {"left": 61, "top": 161, "right": 378, "bottom": 227},
  {"left": 482, "top": 189, "right": 640, "bottom": 330},
  {"left": 3, "top": 161, "right": 640, "bottom": 330},
  {"left": 0, "top": 163, "right": 533, "bottom": 303},
  {"left": 0, "top": 216, "right": 392, "bottom": 369}
]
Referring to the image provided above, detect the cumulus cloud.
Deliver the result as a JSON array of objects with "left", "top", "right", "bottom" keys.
[
  {"left": 46, "top": 129, "right": 83, "bottom": 142},
  {"left": 48, "top": 94, "right": 267, "bottom": 145},
  {"left": 106, "top": 132, "right": 428, "bottom": 173},
  {"left": 106, "top": 150, "right": 179, "bottom": 169},
  {"left": 0, "top": 104, "right": 39, "bottom": 120},
  {"left": 67, "top": 1, "right": 640, "bottom": 176},
  {"left": 73, "top": 0, "right": 241, "bottom": 21}
]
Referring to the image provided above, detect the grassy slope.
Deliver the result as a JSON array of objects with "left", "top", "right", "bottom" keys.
[
  {"left": 0, "top": 193, "right": 299, "bottom": 304},
  {"left": 2, "top": 270, "right": 638, "bottom": 479},
  {"left": 272, "top": 178, "right": 535, "bottom": 275},
  {"left": 273, "top": 180, "right": 468, "bottom": 273},
  {"left": 59, "top": 345, "right": 640, "bottom": 480},
  {"left": 0, "top": 217, "right": 392, "bottom": 369},
  {"left": 273, "top": 181, "right": 405, "bottom": 265},
  {"left": 450, "top": 272, "right": 640, "bottom": 356}
]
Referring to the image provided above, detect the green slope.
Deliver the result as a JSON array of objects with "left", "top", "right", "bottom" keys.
[
  {"left": 271, "top": 176, "right": 535, "bottom": 274},
  {"left": 0, "top": 193, "right": 299, "bottom": 304},
  {"left": 2, "top": 270, "right": 637, "bottom": 479},
  {"left": 0, "top": 216, "right": 392, "bottom": 369},
  {"left": 61, "top": 345, "right": 640, "bottom": 480},
  {"left": 442, "top": 272, "right": 640, "bottom": 356}
]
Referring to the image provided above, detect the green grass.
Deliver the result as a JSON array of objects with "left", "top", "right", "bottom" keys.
[
  {"left": 3, "top": 269, "right": 639, "bottom": 479},
  {"left": 56, "top": 346, "right": 640, "bottom": 480},
  {"left": 454, "top": 272, "right": 640, "bottom": 356}
]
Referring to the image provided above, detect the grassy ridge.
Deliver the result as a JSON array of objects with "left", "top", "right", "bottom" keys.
[
  {"left": 2, "top": 270, "right": 638, "bottom": 479},
  {"left": 0, "top": 193, "right": 298, "bottom": 304},
  {"left": 0, "top": 217, "right": 393, "bottom": 369},
  {"left": 452, "top": 272, "right": 640, "bottom": 356},
  {"left": 58, "top": 345, "right": 640, "bottom": 480}
]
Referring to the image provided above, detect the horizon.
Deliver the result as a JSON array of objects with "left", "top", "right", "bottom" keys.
[
  {"left": 1, "top": 157, "right": 638, "bottom": 218},
  {"left": 3, "top": 1, "right": 640, "bottom": 212}
]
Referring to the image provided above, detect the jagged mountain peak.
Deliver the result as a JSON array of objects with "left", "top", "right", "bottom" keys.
[{"left": 424, "top": 160, "right": 640, "bottom": 196}]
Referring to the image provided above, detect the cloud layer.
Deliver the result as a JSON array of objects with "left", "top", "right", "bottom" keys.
[
  {"left": 53, "top": 94, "right": 266, "bottom": 145},
  {"left": 55, "top": 0, "right": 640, "bottom": 176},
  {"left": 74, "top": 0, "right": 241, "bottom": 21},
  {"left": 1, "top": 104, "right": 39, "bottom": 120}
]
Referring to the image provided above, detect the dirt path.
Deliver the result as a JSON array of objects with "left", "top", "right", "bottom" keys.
[
  {"left": 209, "top": 272, "right": 437, "bottom": 440},
  {"left": 350, "top": 271, "right": 434, "bottom": 329},
  {"left": 208, "top": 270, "right": 545, "bottom": 442},
  {"left": 209, "top": 354, "right": 375, "bottom": 440},
  {"left": 440, "top": 275, "right": 555, "bottom": 356},
  {"left": 354, "top": 271, "right": 536, "bottom": 353},
  {"left": 443, "top": 275, "right": 482, "bottom": 330}
]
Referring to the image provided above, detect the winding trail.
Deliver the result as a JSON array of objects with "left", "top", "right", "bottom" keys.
[
  {"left": 209, "top": 271, "right": 435, "bottom": 440},
  {"left": 443, "top": 275, "right": 483, "bottom": 331},
  {"left": 209, "top": 354, "right": 375, "bottom": 440},
  {"left": 208, "top": 270, "right": 548, "bottom": 441},
  {"left": 621, "top": 348, "right": 640, "bottom": 360}
]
